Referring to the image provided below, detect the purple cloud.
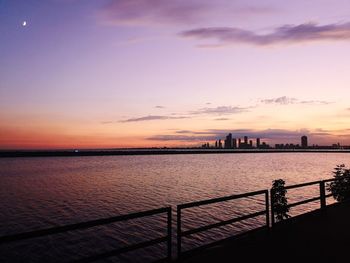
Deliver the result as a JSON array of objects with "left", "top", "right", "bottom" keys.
[
  {"left": 147, "top": 128, "right": 312, "bottom": 142},
  {"left": 118, "top": 105, "right": 249, "bottom": 124},
  {"left": 261, "top": 96, "right": 332, "bottom": 105},
  {"left": 299, "top": 100, "right": 332, "bottom": 105},
  {"left": 99, "top": 0, "right": 210, "bottom": 26},
  {"left": 98, "top": 0, "right": 274, "bottom": 26},
  {"left": 147, "top": 135, "right": 215, "bottom": 141},
  {"left": 148, "top": 128, "right": 350, "bottom": 145},
  {"left": 180, "top": 22, "right": 350, "bottom": 46},
  {"left": 261, "top": 96, "right": 298, "bottom": 105},
  {"left": 190, "top": 106, "right": 249, "bottom": 115},
  {"left": 175, "top": 130, "right": 192, "bottom": 134},
  {"left": 215, "top": 118, "right": 230, "bottom": 121},
  {"left": 120, "top": 115, "right": 189, "bottom": 122}
]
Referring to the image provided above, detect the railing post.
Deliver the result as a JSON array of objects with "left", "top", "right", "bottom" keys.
[
  {"left": 167, "top": 208, "right": 172, "bottom": 261},
  {"left": 320, "top": 181, "right": 326, "bottom": 209},
  {"left": 177, "top": 206, "right": 182, "bottom": 259},
  {"left": 265, "top": 190, "right": 270, "bottom": 228},
  {"left": 270, "top": 189, "right": 275, "bottom": 226}
]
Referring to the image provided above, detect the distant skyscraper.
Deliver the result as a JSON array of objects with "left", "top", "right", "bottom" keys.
[
  {"left": 244, "top": 136, "right": 248, "bottom": 145},
  {"left": 219, "top": 139, "right": 223, "bottom": 149},
  {"left": 215, "top": 140, "right": 218, "bottom": 148},
  {"left": 238, "top": 138, "right": 242, "bottom": 148},
  {"left": 301, "top": 136, "right": 308, "bottom": 148},
  {"left": 233, "top": 138, "right": 237, "bottom": 149},
  {"left": 249, "top": 140, "right": 253, "bottom": 147},
  {"left": 224, "top": 133, "right": 233, "bottom": 148},
  {"left": 256, "top": 138, "right": 261, "bottom": 148}
]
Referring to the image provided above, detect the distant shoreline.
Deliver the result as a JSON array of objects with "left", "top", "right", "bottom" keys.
[{"left": 0, "top": 148, "right": 349, "bottom": 158}]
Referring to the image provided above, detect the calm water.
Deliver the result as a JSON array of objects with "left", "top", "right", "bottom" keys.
[{"left": 0, "top": 153, "right": 349, "bottom": 262}]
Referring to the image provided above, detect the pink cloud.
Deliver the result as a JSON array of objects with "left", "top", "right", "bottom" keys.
[
  {"left": 98, "top": 0, "right": 274, "bottom": 26},
  {"left": 181, "top": 22, "right": 350, "bottom": 46}
]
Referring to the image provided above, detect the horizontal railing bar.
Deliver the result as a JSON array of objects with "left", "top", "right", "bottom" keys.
[
  {"left": 287, "top": 196, "right": 320, "bottom": 208},
  {"left": 323, "top": 178, "right": 335, "bottom": 183},
  {"left": 284, "top": 180, "right": 321, "bottom": 190},
  {"left": 181, "top": 210, "right": 266, "bottom": 237},
  {"left": 178, "top": 190, "right": 267, "bottom": 209},
  {"left": 74, "top": 236, "right": 168, "bottom": 263},
  {"left": 325, "top": 193, "right": 333, "bottom": 198},
  {"left": 0, "top": 207, "right": 170, "bottom": 244},
  {"left": 324, "top": 176, "right": 350, "bottom": 183}
]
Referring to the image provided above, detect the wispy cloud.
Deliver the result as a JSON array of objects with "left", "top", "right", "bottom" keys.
[
  {"left": 261, "top": 96, "right": 298, "bottom": 105},
  {"left": 116, "top": 105, "right": 249, "bottom": 124},
  {"left": 261, "top": 96, "right": 332, "bottom": 105},
  {"left": 98, "top": 0, "right": 211, "bottom": 26},
  {"left": 147, "top": 128, "right": 312, "bottom": 142},
  {"left": 175, "top": 130, "right": 192, "bottom": 134},
  {"left": 147, "top": 135, "right": 215, "bottom": 141},
  {"left": 120, "top": 115, "right": 189, "bottom": 123},
  {"left": 148, "top": 128, "right": 350, "bottom": 145},
  {"left": 299, "top": 100, "right": 332, "bottom": 105},
  {"left": 115, "top": 98, "right": 330, "bottom": 124},
  {"left": 180, "top": 22, "right": 350, "bottom": 46},
  {"left": 214, "top": 118, "right": 230, "bottom": 121},
  {"left": 190, "top": 106, "right": 249, "bottom": 115},
  {"left": 98, "top": 0, "right": 274, "bottom": 26}
]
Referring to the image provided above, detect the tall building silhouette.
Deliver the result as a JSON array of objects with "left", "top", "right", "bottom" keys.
[
  {"left": 301, "top": 136, "right": 308, "bottom": 148},
  {"left": 233, "top": 138, "right": 237, "bottom": 149},
  {"left": 244, "top": 136, "right": 248, "bottom": 145},
  {"left": 256, "top": 138, "right": 261, "bottom": 149},
  {"left": 224, "top": 133, "right": 233, "bottom": 149}
]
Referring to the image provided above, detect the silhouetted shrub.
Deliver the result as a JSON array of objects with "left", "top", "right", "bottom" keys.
[
  {"left": 271, "top": 179, "right": 290, "bottom": 221},
  {"left": 327, "top": 164, "right": 350, "bottom": 202}
]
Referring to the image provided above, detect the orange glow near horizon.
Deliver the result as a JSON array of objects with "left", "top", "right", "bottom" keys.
[
  {"left": 1, "top": 1, "right": 350, "bottom": 149},
  {"left": 2, "top": 114, "right": 350, "bottom": 150}
]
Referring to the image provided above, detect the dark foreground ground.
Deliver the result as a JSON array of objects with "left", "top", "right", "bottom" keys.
[{"left": 179, "top": 201, "right": 350, "bottom": 263}]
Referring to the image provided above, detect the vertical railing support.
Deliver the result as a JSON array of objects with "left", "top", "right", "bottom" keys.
[
  {"left": 270, "top": 189, "right": 275, "bottom": 226},
  {"left": 167, "top": 208, "right": 172, "bottom": 261},
  {"left": 265, "top": 190, "right": 270, "bottom": 228},
  {"left": 177, "top": 206, "right": 182, "bottom": 259},
  {"left": 320, "top": 181, "right": 326, "bottom": 209}
]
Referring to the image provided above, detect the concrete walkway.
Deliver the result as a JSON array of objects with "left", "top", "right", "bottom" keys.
[{"left": 180, "top": 201, "right": 350, "bottom": 263}]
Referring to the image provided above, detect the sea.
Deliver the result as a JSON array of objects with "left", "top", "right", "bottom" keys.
[{"left": 0, "top": 152, "right": 349, "bottom": 262}]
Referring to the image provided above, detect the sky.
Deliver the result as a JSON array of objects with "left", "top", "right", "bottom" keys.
[{"left": 1, "top": 0, "right": 350, "bottom": 149}]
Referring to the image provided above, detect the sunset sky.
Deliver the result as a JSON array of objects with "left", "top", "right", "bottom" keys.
[{"left": 1, "top": 0, "right": 350, "bottom": 149}]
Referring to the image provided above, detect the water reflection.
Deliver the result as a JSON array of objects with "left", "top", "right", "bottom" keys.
[{"left": 0, "top": 153, "right": 347, "bottom": 261}]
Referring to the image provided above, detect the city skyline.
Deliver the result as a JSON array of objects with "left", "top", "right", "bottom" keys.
[
  {"left": 202, "top": 134, "right": 345, "bottom": 149},
  {"left": 2, "top": 0, "right": 350, "bottom": 149}
]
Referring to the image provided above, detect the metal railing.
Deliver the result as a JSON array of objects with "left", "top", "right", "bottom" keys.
[
  {"left": 270, "top": 179, "right": 339, "bottom": 226},
  {"left": 0, "top": 177, "right": 348, "bottom": 262},
  {"left": 176, "top": 190, "right": 269, "bottom": 258},
  {"left": 0, "top": 207, "right": 172, "bottom": 262}
]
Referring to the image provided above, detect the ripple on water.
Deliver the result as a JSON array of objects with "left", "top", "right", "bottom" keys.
[{"left": 0, "top": 153, "right": 347, "bottom": 261}]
